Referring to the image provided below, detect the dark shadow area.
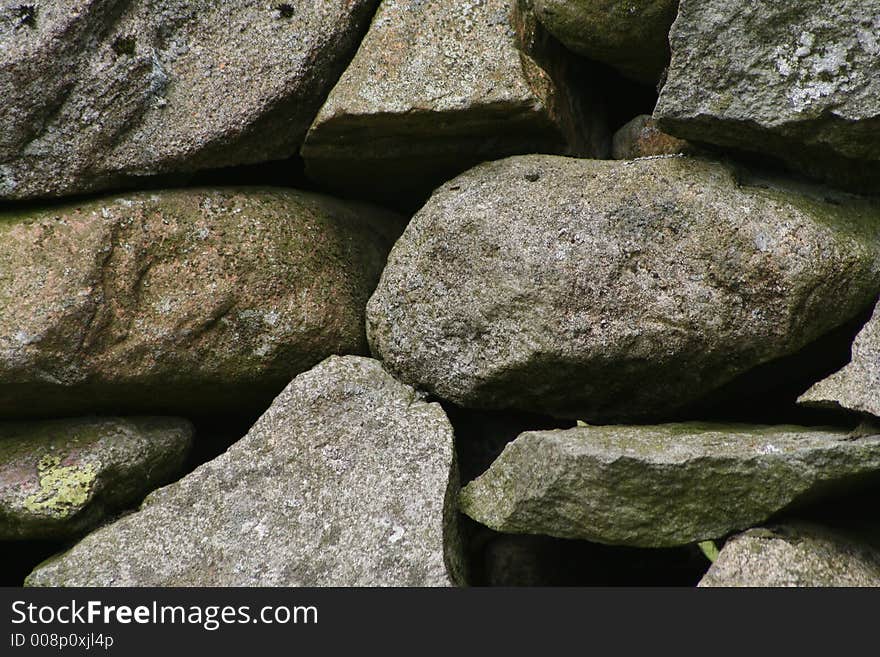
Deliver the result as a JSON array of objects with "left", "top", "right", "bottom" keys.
[
  {"left": 464, "top": 521, "right": 710, "bottom": 587},
  {"left": 776, "top": 474, "right": 880, "bottom": 541},
  {"left": 0, "top": 155, "right": 318, "bottom": 215},
  {"left": 678, "top": 304, "right": 874, "bottom": 427},
  {"left": 0, "top": 539, "right": 69, "bottom": 586},
  {"left": 592, "top": 63, "right": 659, "bottom": 136},
  {"left": 185, "top": 154, "right": 310, "bottom": 190},
  {"left": 444, "top": 403, "right": 575, "bottom": 484},
  {"left": 184, "top": 411, "right": 263, "bottom": 473}
]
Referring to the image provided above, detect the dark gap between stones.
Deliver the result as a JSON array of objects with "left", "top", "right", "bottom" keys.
[{"left": 464, "top": 522, "right": 710, "bottom": 587}]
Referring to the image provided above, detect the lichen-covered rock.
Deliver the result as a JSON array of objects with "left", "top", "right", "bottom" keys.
[
  {"left": 26, "top": 356, "right": 464, "bottom": 586},
  {"left": 612, "top": 115, "right": 691, "bottom": 159},
  {"left": 699, "top": 523, "right": 880, "bottom": 587},
  {"left": 459, "top": 423, "right": 880, "bottom": 547},
  {"left": 655, "top": 0, "right": 880, "bottom": 192},
  {"left": 800, "top": 299, "right": 880, "bottom": 419},
  {"left": 367, "top": 155, "right": 880, "bottom": 421},
  {"left": 530, "top": 0, "right": 678, "bottom": 83},
  {"left": 0, "top": 188, "right": 402, "bottom": 418},
  {"left": 301, "top": 0, "right": 608, "bottom": 203},
  {"left": 0, "top": 0, "right": 379, "bottom": 199},
  {"left": 0, "top": 417, "right": 192, "bottom": 540}
]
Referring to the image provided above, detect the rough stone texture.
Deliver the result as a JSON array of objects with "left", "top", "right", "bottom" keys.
[
  {"left": 301, "top": 0, "right": 608, "bottom": 204},
  {"left": 367, "top": 155, "right": 880, "bottom": 421},
  {"left": 0, "top": 188, "right": 403, "bottom": 418},
  {"left": 800, "top": 299, "right": 880, "bottom": 419},
  {"left": 530, "top": 0, "right": 678, "bottom": 83},
  {"left": 0, "top": 0, "right": 379, "bottom": 199},
  {"left": 0, "top": 416, "right": 192, "bottom": 540},
  {"left": 26, "top": 356, "right": 464, "bottom": 586},
  {"left": 655, "top": 0, "right": 880, "bottom": 192},
  {"left": 459, "top": 423, "right": 880, "bottom": 548},
  {"left": 699, "top": 523, "right": 880, "bottom": 587},
  {"left": 612, "top": 115, "right": 692, "bottom": 159}
]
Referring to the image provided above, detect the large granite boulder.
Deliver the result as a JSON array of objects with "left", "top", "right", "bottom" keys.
[
  {"left": 301, "top": 0, "right": 608, "bottom": 204},
  {"left": 0, "top": 0, "right": 379, "bottom": 199},
  {"left": 26, "top": 356, "right": 465, "bottom": 586},
  {"left": 459, "top": 423, "right": 880, "bottom": 547},
  {"left": 530, "top": 0, "right": 678, "bottom": 84},
  {"left": 367, "top": 155, "right": 880, "bottom": 421},
  {"left": 0, "top": 416, "right": 192, "bottom": 540},
  {"left": 699, "top": 523, "right": 880, "bottom": 587},
  {"left": 800, "top": 299, "right": 880, "bottom": 419},
  {"left": 0, "top": 188, "right": 402, "bottom": 418},
  {"left": 655, "top": 0, "right": 880, "bottom": 192}
]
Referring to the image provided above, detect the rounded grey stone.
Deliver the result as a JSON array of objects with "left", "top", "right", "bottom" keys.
[{"left": 367, "top": 155, "right": 880, "bottom": 421}]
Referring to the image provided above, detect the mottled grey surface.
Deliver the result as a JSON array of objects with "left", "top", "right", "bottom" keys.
[
  {"left": 26, "top": 356, "right": 464, "bottom": 587},
  {"left": 0, "top": 188, "right": 402, "bottom": 418},
  {"left": 459, "top": 423, "right": 880, "bottom": 547},
  {"left": 612, "top": 115, "right": 691, "bottom": 159},
  {"left": 0, "top": 417, "right": 192, "bottom": 540},
  {"left": 302, "top": 0, "right": 608, "bottom": 203},
  {"left": 531, "top": 0, "right": 678, "bottom": 83},
  {"left": 700, "top": 523, "right": 880, "bottom": 587},
  {"left": 655, "top": 0, "right": 880, "bottom": 191},
  {"left": 800, "top": 299, "right": 880, "bottom": 419},
  {"left": 367, "top": 155, "right": 880, "bottom": 421},
  {"left": 0, "top": 0, "right": 378, "bottom": 199}
]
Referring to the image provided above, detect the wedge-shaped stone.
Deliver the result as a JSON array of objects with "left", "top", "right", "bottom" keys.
[
  {"left": 302, "top": 0, "right": 608, "bottom": 203},
  {"left": 0, "top": 416, "right": 192, "bottom": 540},
  {"left": 655, "top": 0, "right": 880, "bottom": 192},
  {"left": 459, "top": 423, "right": 880, "bottom": 547},
  {"left": 26, "top": 356, "right": 464, "bottom": 586},
  {"left": 367, "top": 155, "right": 880, "bottom": 421},
  {"left": 800, "top": 299, "right": 880, "bottom": 419},
  {"left": 0, "top": 0, "right": 379, "bottom": 199},
  {"left": 700, "top": 523, "right": 880, "bottom": 587},
  {"left": 0, "top": 188, "right": 402, "bottom": 418}
]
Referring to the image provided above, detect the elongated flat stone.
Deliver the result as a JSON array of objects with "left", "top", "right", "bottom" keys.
[
  {"left": 459, "top": 423, "right": 880, "bottom": 547},
  {"left": 0, "top": 188, "right": 402, "bottom": 418}
]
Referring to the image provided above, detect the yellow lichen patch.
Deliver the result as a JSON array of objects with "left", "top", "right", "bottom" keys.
[{"left": 23, "top": 454, "right": 99, "bottom": 519}]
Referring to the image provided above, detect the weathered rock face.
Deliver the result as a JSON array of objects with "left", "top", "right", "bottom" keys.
[
  {"left": 0, "top": 417, "right": 192, "bottom": 540},
  {"left": 612, "top": 115, "right": 691, "bottom": 160},
  {"left": 0, "top": 189, "right": 402, "bottom": 418},
  {"left": 367, "top": 155, "right": 880, "bottom": 421},
  {"left": 800, "top": 299, "right": 880, "bottom": 419},
  {"left": 301, "top": 0, "right": 608, "bottom": 204},
  {"left": 530, "top": 0, "right": 678, "bottom": 84},
  {"left": 699, "top": 524, "right": 880, "bottom": 587},
  {"left": 25, "top": 356, "right": 464, "bottom": 586},
  {"left": 459, "top": 423, "right": 880, "bottom": 548},
  {"left": 655, "top": 0, "right": 880, "bottom": 192},
  {"left": 0, "top": 0, "right": 379, "bottom": 199}
]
